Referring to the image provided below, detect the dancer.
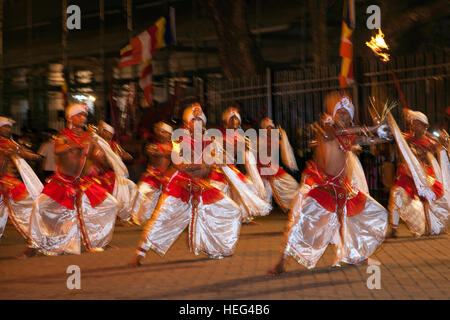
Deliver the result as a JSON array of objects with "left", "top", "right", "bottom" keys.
[
  {"left": 269, "top": 93, "right": 389, "bottom": 273},
  {"left": 208, "top": 107, "right": 271, "bottom": 223},
  {"left": 130, "top": 121, "right": 173, "bottom": 226},
  {"left": 387, "top": 109, "right": 449, "bottom": 237},
  {"left": 128, "top": 103, "right": 242, "bottom": 266},
  {"left": 257, "top": 117, "right": 299, "bottom": 212},
  {"left": 0, "top": 117, "right": 43, "bottom": 240},
  {"left": 25, "top": 104, "right": 119, "bottom": 257},
  {"left": 95, "top": 120, "right": 136, "bottom": 222}
]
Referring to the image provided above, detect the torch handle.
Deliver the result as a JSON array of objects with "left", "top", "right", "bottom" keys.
[{"left": 389, "top": 68, "right": 408, "bottom": 110}]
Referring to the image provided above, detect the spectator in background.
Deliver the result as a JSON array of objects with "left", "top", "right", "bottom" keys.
[
  {"left": 295, "top": 116, "right": 313, "bottom": 175},
  {"left": 37, "top": 130, "right": 57, "bottom": 181}
]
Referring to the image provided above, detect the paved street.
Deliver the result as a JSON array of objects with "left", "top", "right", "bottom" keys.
[{"left": 0, "top": 210, "right": 448, "bottom": 300}]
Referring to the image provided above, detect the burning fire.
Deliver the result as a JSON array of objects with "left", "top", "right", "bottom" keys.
[{"left": 365, "top": 29, "right": 390, "bottom": 62}]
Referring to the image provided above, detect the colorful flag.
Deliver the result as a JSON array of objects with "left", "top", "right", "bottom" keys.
[
  {"left": 118, "top": 9, "right": 176, "bottom": 69},
  {"left": 139, "top": 60, "right": 153, "bottom": 106},
  {"left": 119, "top": 29, "right": 152, "bottom": 68},
  {"left": 120, "top": 8, "right": 176, "bottom": 107},
  {"left": 339, "top": 0, "right": 355, "bottom": 88}
]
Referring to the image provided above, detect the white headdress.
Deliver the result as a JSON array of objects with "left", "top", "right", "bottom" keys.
[
  {"left": 407, "top": 109, "right": 428, "bottom": 126},
  {"left": 183, "top": 103, "right": 207, "bottom": 124},
  {"left": 66, "top": 103, "right": 88, "bottom": 119},
  {"left": 154, "top": 121, "right": 173, "bottom": 134},
  {"left": 0, "top": 117, "right": 15, "bottom": 128},
  {"left": 260, "top": 117, "right": 275, "bottom": 129},
  {"left": 222, "top": 107, "right": 241, "bottom": 125},
  {"left": 333, "top": 96, "right": 355, "bottom": 120}
]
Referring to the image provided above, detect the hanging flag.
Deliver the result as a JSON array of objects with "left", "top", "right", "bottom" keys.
[
  {"left": 339, "top": 0, "right": 355, "bottom": 88},
  {"left": 139, "top": 60, "right": 153, "bottom": 106},
  {"left": 119, "top": 29, "right": 152, "bottom": 68},
  {"left": 118, "top": 8, "right": 176, "bottom": 69}
]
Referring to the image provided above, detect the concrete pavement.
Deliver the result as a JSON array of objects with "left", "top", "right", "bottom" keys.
[{"left": 0, "top": 211, "right": 448, "bottom": 300}]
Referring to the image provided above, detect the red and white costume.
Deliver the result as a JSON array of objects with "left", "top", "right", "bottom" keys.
[
  {"left": 92, "top": 121, "right": 137, "bottom": 221},
  {"left": 0, "top": 118, "right": 43, "bottom": 240},
  {"left": 282, "top": 100, "right": 388, "bottom": 269},
  {"left": 136, "top": 105, "right": 242, "bottom": 259},
  {"left": 28, "top": 106, "right": 119, "bottom": 255},
  {"left": 208, "top": 109, "right": 271, "bottom": 222},
  {"left": 257, "top": 118, "right": 299, "bottom": 212},
  {"left": 130, "top": 142, "right": 172, "bottom": 226},
  {"left": 388, "top": 111, "right": 449, "bottom": 236}
]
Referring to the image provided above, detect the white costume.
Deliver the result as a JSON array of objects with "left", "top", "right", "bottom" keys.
[
  {"left": 282, "top": 98, "right": 388, "bottom": 268},
  {"left": 387, "top": 111, "right": 449, "bottom": 236}
]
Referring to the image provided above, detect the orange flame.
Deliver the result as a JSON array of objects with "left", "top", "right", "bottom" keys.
[{"left": 365, "top": 29, "right": 390, "bottom": 62}]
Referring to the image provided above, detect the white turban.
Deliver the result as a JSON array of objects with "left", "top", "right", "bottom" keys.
[
  {"left": 66, "top": 103, "right": 88, "bottom": 119},
  {"left": 183, "top": 103, "right": 207, "bottom": 125},
  {"left": 222, "top": 107, "right": 241, "bottom": 124},
  {"left": 333, "top": 96, "right": 355, "bottom": 120},
  {"left": 0, "top": 117, "right": 15, "bottom": 128},
  {"left": 407, "top": 109, "right": 429, "bottom": 126},
  {"left": 260, "top": 117, "right": 275, "bottom": 129},
  {"left": 154, "top": 121, "right": 173, "bottom": 134},
  {"left": 99, "top": 121, "right": 115, "bottom": 134}
]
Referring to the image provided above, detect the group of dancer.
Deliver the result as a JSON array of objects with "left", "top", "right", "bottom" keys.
[{"left": 0, "top": 91, "right": 448, "bottom": 274}]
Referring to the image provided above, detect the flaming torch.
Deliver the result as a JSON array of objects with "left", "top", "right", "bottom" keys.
[
  {"left": 365, "top": 29, "right": 408, "bottom": 110},
  {"left": 365, "top": 29, "right": 390, "bottom": 62}
]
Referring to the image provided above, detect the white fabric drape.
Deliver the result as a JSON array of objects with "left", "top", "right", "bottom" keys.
[
  {"left": 387, "top": 113, "right": 435, "bottom": 203},
  {"left": 11, "top": 155, "right": 43, "bottom": 201},
  {"left": 280, "top": 128, "right": 298, "bottom": 172}
]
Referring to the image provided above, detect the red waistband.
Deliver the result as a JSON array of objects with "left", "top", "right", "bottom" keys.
[{"left": 42, "top": 173, "right": 108, "bottom": 210}]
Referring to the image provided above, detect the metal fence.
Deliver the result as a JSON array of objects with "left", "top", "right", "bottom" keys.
[{"left": 205, "top": 50, "right": 450, "bottom": 153}]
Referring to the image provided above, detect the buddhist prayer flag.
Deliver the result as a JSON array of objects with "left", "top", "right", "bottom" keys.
[
  {"left": 139, "top": 60, "right": 153, "bottom": 106},
  {"left": 118, "top": 8, "right": 176, "bottom": 68},
  {"left": 119, "top": 8, "right": 176, "bottom": 106},
  {"left": 339, "top": 0, "right": 355, "bottom": 88}
]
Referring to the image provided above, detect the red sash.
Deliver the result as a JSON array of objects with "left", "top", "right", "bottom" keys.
[
  {"left": 0, "top": 174, "right": 29, "bottom": 202},
  {"left": 394, "top": 164, "right": 443, "bottom": 200},
  {"left": 42, "top": 172, "right": 108, "bottom": 210},
  {"left": 302, "top": 161, "right": 367, "bottom": 217}
]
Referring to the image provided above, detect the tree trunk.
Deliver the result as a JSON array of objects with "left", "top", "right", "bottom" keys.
[
  {"left": 205, "top": 0, "right": 265, "bottom": 80},
  {"left": 380, "top": 0, "right": 448, "bottom": 48},
  {"left": 308, "top": 0, "right": 328, "bottom": 66}
]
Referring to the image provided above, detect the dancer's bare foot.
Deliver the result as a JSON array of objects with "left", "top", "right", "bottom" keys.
[
  {"left": 387, "top": 228, "right": 398, "bottom": 238},
  {"left": 128, "top": 254, "right": 144, "bottom": 267},
  {"left": 16, "top": 247, "right": 37, "bottom": 260},
  {"left": 267, "top": 261, "right": 285, "bottom": 275},
  {"left": 331, "top": 256, "right": 341, "bottom": 267}
]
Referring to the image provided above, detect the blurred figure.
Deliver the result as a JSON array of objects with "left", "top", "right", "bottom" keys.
[
  {"left": 268, "top": 94, "right": 390, "bottom": 274},
  {"left": 208, "top": 107, "right": 271, "bottom": 224},
  {"left": 130, "top": 121, "right": 173, "bottom": 226},
  {"left": 24, "top": 104, "right": 119, "bottom": 258},
  {"left": 387, "top": 109, "right": 449, "bottom": 238},
  {"left": 0, "top": 117, "right": 43, "bottom": 242},
  {"left": 37, "top": 130, "right": 57, "bottom": 181},
  {"left": 95, "top": 120, "right": 136, "bottom": 223},
  {"left": 129, "top": 103, "right": 242, "bottom": 266},
  {"left": 257, "top": 117, "right": 299, "bottom": 213}
]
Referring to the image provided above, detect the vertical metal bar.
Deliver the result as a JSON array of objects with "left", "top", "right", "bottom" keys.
[
  {"left": 0, "top": 0, "right": 4, "bottom": 115},
  {"left": 62, "top": 0, "right": 69, "bottom": 109},
  {"left": 266, "top": 67, "right": 272, "bottom": 118},
  {"left": 27, "top": 0, "right": 33, "bottom": 131},
  {"left": 99, "top": 0, "right": 105, "bottom": 122},
  {"left": 126, "top": 0, "right": 133, "bottom": 34}
]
